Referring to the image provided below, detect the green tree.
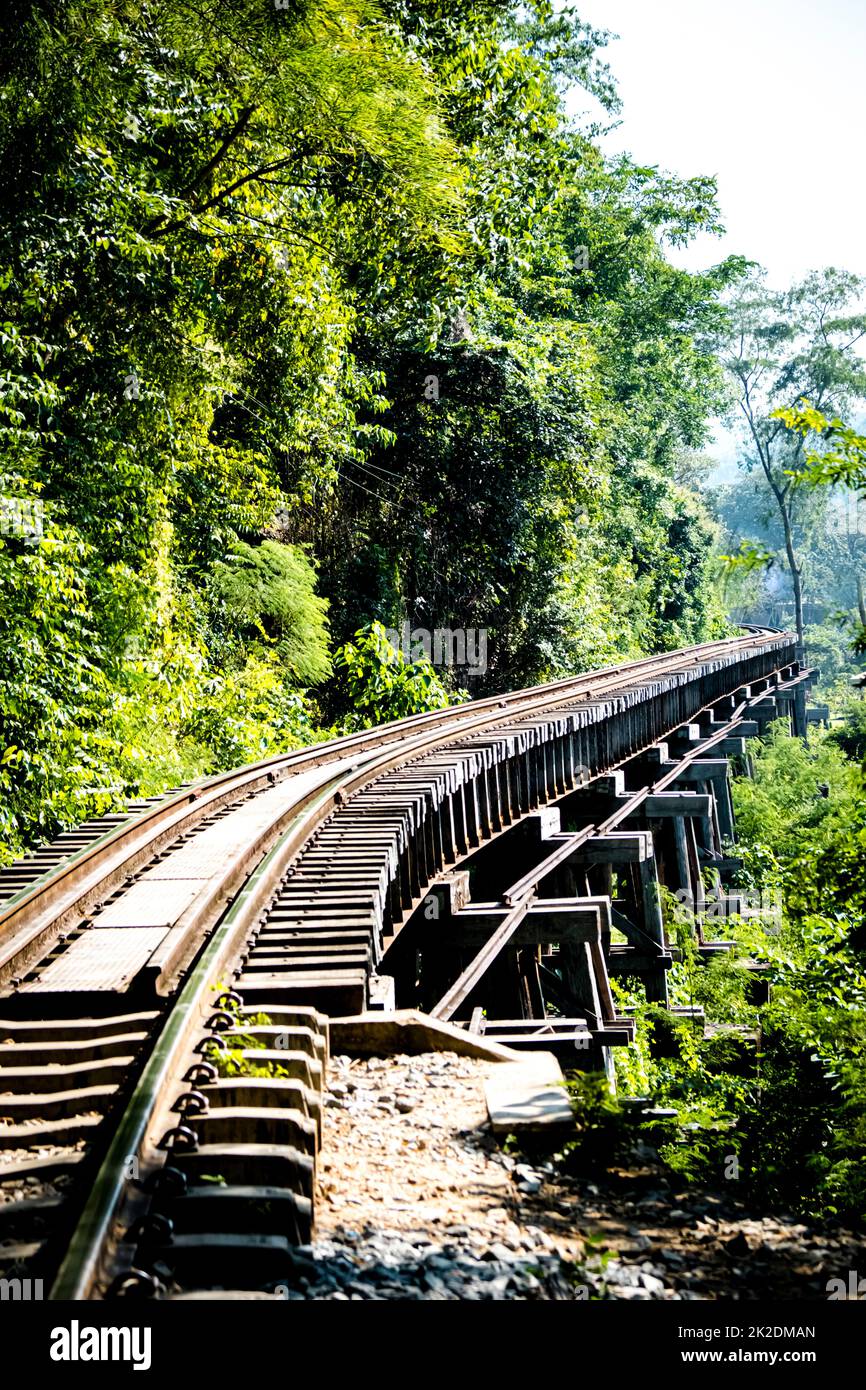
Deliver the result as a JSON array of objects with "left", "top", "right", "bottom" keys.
[
  {"left": 333, "top": 621, "right": 463, "bottom": 723},
  {"left": 773, "top": 404, "right": 866, "bottom": 653},
  {"left": 720, "top": 268, "right": 866, "bottom": 646},
  {"left": 312, "top": 12, "right": 743, "bottom": 686},
  {"left": 210, "top": 540, "right": 332, "bottom": 685}
]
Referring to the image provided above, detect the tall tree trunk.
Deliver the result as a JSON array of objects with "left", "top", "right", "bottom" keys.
[
  {"left": 740, "top": 401, "right": 806, "bottom": 653},
  {"left": 783, "top": 514, "right": 805, "bottom": 652},
  {"left": 766, "top": 468, "right": 805, "bottom": 653}
]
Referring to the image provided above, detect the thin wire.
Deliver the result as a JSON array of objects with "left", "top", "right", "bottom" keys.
[
  {"left": 349, "top": 455, "right": 403, "bottom": 480},
  {"left": 338, "top": 465, "right": 453, "bottom": 591},
  {"left": 337, "top": 466, "right": 407, "bottom": 511},
  {"left": 342, "top": 455, "right": 404, "bottom": 496}
]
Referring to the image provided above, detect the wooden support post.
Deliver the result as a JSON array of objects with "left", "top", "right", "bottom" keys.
[
  {"left": 794, "top": 681, "right": 808, "bottom": 740},
  {"left": 672, "top": 815, "right": 691, "bottom": 897},
  {"left": 559, "top": 941, "right": 603, "bottom": 1025},
  {"left": 517, "top": 946, "right": 545, "bottom": 1019}
]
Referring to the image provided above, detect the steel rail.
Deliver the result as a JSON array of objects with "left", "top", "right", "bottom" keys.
[
  {"left": 49, "top": 770, "right": 350, "bottom": 1301},
  {"left": 0, "top": 630, "right": 792, "bottom": 987}
]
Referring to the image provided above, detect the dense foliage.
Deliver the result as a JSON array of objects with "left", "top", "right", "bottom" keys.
[
  {"left": 0, "top": 0, "right": 740, "bottom": 857},
  {"left": 614, "top": 720, "right": 866, "bottom": 1223}
]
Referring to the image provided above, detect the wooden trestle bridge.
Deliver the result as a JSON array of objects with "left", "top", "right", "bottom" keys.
[{"left": 0, "top": 629, "right": 815, "bottom": 1297}]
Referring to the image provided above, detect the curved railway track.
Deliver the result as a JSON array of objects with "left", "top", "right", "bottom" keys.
[{"left": 0, "top": 629, "right": 810, "bottom": 1301}]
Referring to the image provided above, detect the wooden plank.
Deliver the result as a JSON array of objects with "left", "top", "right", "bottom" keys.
[
  {"left": 641, "top": 793, "right": 713, "bottom": 817},
  {"left": 551, "top": 831, "right": 654, "bottom": 865},
  {"left": 438, "top": 898, "right": 605, "bottom": 947}
]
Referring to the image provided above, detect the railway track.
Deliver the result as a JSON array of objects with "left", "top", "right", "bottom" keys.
[{"left": 0, "top": 629, "right": 812, "bottom": 1301}]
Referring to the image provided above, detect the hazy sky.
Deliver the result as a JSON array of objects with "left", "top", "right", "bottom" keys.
[{"left": 566, "top": 0, "right": 866, "bottom": 289}]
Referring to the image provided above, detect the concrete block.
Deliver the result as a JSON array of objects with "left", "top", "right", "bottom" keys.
[{"left": 484, "top": 1051, "right": 574, "bottom": 1133}]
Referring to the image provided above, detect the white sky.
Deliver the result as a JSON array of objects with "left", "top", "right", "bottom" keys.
[{"left": 566, "top": 0, "right": 866, "bottom": 289}]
